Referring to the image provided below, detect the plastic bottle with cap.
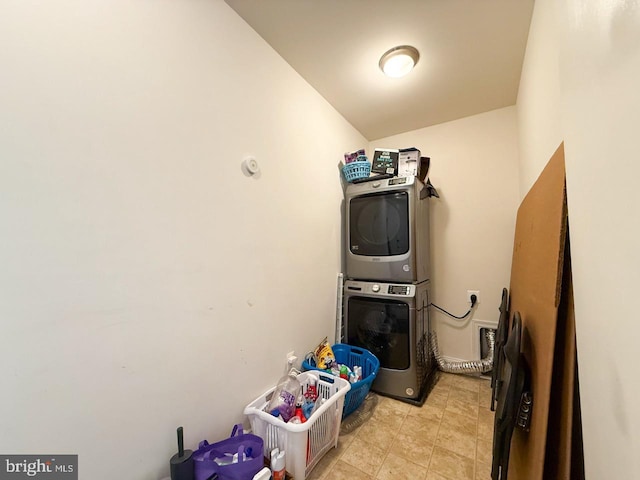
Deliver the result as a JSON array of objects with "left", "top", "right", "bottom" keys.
[
  {"left": 267, "top": 369, "right": 301, "bottom": 422},
  {"left": 304, "top": 377, "right": 318, "bottom": 402},
  {"left": 252, "top": 467, "right": 271, "bottom": 480},
  {"left": 270, "top": 448, "right": 286, "bottom": 480}
]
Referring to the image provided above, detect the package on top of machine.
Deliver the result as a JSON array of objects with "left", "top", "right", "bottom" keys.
[
  {"left": 371, "top": 148, "right": 399, "bottom": 175},
  {"left": 398, "top": 147, "right": 421, "bottom": 177}
]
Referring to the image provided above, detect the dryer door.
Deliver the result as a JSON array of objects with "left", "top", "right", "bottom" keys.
[{"left": 349, "top": 191, "right": 409, "bottom": 257}]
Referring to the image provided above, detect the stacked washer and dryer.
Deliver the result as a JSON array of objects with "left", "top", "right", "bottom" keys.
[{"left": 343, "top": 176, "right": 436, "bottom": 404}]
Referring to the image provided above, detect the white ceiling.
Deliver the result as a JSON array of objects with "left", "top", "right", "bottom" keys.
[{"left": 224, "top": 0, "right": 535, "bottom": 140}]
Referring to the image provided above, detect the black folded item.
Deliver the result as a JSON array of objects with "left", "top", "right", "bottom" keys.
[
  {"left": 419, "top": 179, "right": 440, "bottom": 199},
  {"left": 491, "top": 288, "right": 510, "bottom": 411},
  {"left": 491, "top": 312, "right": 533, "bottom": 480}
]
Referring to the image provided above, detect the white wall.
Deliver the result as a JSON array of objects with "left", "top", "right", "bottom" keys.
[
  {"left": 370, "top": 107, "right": 521, "bottom": 361},
  {"left": 0, "top": 1, "right": 366, "bottom": 478},
  {"left": 516, "top": 0, "right": 564, "bottom": 198},
  {"left": 518, "top": 0, "right": 640, "bottom": 477}
]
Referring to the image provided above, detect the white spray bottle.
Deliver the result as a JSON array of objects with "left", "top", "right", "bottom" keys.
[{"left": 270, "top": 448, "right": 286, "bottom": 480}]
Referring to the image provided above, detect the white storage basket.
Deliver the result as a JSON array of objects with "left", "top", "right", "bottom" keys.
[{"left": 244, "top": 370, "right": 351, "bottom": 480}]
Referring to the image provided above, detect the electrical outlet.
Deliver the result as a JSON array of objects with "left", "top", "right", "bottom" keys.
[{"left": 467, "top": 290, "right": 480, "bottom": 305}]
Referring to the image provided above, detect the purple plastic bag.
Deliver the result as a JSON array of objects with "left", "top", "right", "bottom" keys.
[{"left": 192, "top": 424, "right": 264, "bottom": 480}]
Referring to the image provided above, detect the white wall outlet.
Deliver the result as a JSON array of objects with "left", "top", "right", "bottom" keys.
[
  {"left": 467, "top": 290, "right": 480, "bottom": 305},
  {"left": 286, "top": 351, "right": 297, "bottom": 366}
]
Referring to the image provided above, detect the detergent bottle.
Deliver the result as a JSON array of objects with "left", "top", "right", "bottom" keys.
[{"left": 267, "top": 368, "right": 301, "bottom": 423}]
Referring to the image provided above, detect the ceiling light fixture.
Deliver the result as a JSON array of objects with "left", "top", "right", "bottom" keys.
[{"left": 379, "top": 45, "right": 420, "bottom": 78}]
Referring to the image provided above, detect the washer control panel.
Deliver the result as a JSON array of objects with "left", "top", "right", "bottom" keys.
[
  {"left": 388, "top": 285, "right": 411, "bottom": 295},
  {"left": 345, "top": 280, "right": 415, "bottom": 297}
]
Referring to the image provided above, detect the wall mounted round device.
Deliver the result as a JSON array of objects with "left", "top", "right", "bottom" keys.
[{"left": 242, "top": 156, "right": 260, "bottom": 176}]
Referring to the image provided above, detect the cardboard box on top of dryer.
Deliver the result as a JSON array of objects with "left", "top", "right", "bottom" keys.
[
  {"left": 398, "top": 148, "right": 420, "bottom": 177},
  {"left": 372, "top": 148, "right": 399, "bottom": 175}
]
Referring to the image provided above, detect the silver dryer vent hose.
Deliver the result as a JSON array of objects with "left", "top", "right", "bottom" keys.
[{"left": 430, "top": 329, "right": 495, "bottom": 374}]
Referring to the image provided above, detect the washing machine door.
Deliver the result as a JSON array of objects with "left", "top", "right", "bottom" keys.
[
  {"left": 349, "top": 191, "right": 409, "bottom": 257},
  {"left": 346, "top": 296, "right": 410, "bottom": 370}
]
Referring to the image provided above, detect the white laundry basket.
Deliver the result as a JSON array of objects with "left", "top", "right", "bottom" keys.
[{"left": 244, "top": 370, "right": 351, "bottom": 480}]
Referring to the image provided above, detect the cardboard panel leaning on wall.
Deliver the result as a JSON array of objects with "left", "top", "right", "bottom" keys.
[{"left": 507, "top": 144, "right": 568, "bottom": 480}]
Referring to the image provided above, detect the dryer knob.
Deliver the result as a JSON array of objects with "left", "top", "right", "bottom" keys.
[{"left": 372, "top": 284, "right": 381, "bottom": 293}]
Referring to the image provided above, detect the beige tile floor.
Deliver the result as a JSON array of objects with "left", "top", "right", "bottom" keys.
[{"left": 307, "top": 372, "right": 495, "bottom": 480}]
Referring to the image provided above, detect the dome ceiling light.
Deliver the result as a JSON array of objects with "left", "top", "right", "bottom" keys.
[{"left": 379, "top": 45, "right": 420, "bottom": 78}]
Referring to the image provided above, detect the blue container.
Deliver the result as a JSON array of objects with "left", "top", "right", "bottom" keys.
[
  {"left": 302, "top": 344, "right": 380, "bottom": 418},
  {"left": 342, "top": 160, "right": 371, "bottom": 182}
]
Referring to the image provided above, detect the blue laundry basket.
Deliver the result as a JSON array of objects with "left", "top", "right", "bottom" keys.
[
  {"left": 302, "top": 344, "right": 380, "bottom": 418},
  {"left": 342, "top": 159, "right": 371, "bottom": 182}
]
